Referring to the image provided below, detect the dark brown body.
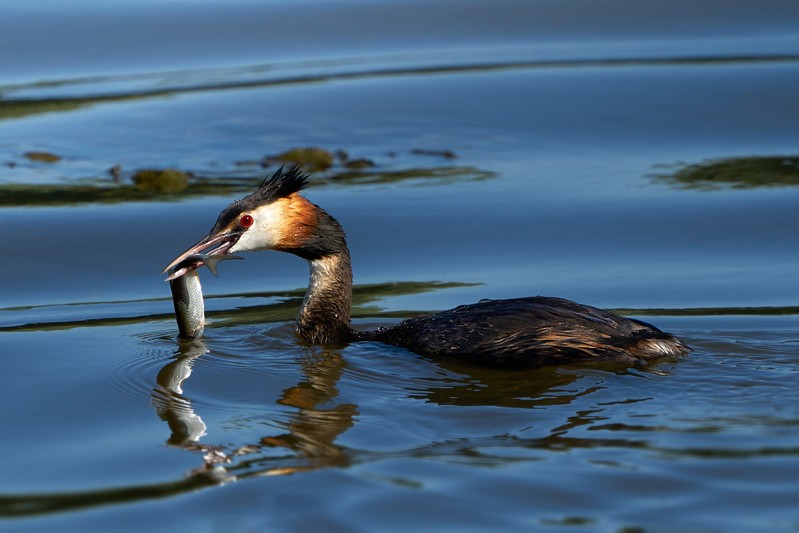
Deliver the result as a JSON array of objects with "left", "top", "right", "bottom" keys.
[{"left": 357, "top": 296, "right": 688, "bottom": 367}]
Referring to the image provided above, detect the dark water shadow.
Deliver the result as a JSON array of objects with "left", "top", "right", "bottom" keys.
[
  {"left": 408, "top": 357, "right": 659, "bottom": 408},
  {"left": 4, "top": 52, "right": 798, "bottom": 121},
  {"left": 5, "top": 290, "right": 797, "bottom": 334},
  {"left": 0, "top": 280, "right": 476, "bottom": 333},
  {"left": 653, "top": 155, "right": 799, "bottom": 190},
  {"left": 0, "top": 473, "right": 223, "bottom": 519}
]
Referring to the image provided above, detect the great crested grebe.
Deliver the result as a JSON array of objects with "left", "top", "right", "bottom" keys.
[{"left": 164, "top": 166, "right": 689, "bottom": 367}]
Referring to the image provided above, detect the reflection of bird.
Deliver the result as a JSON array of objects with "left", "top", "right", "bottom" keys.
[{"left": 165, "top": 166, "right": 689, "bottom": 367}]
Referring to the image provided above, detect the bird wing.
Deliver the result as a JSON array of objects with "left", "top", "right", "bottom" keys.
[{"left": 370, "top": 296, "right": 682, "bottom": 367}]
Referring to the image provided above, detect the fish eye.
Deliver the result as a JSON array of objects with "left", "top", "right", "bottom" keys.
[{"left": 240, "top": 214, "right": 254, "bottom": 228}]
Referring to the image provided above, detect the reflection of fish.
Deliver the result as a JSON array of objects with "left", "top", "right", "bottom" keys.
[{"left": 166, "top": 254, "right": 241, "bottom": 338}]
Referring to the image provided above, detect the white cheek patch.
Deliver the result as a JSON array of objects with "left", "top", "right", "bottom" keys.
[{"left": 229, "top": 203, "right": 284, "bottom": 253}]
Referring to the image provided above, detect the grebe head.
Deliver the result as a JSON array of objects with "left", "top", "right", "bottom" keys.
[{"left": 164, "top": 166, "right": 341, "bottom": 277}]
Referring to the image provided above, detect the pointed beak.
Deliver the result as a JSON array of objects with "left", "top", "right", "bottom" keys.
[{"left": 163, "top": 232, "right": 241, "bottom": 280}]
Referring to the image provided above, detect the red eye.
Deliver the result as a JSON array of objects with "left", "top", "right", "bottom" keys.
[{"left": 240, "top": 214, "right": 254, "bottom": 228}]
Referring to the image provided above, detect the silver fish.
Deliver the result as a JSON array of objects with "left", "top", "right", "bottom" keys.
[
  {"left": 166, "top": 254, "right": 242, "bottom": 338},
  {"left": 169, "top": 269, "right": 205, "bottom": 339}
]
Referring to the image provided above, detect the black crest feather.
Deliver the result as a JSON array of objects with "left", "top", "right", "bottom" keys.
[
  {"left": 252, "top": 165, "right": 309, "bottom": 204},
  {"left": 210, "top": 165, "right": 309, "bottom": 233}
]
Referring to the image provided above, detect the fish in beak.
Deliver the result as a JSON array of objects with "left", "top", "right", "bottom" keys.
[{"left": 163, "top": 232, "right": 243, "bottom": 281}]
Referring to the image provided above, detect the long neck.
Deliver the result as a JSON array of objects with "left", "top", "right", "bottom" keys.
[
  {"left": 296, "top": 250, "right": 354, "bottom": 344},
  {"left": 293, "top": 209, "right": 355, "bottom": 344}
]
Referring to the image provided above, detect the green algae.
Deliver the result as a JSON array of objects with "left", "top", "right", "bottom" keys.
[
  {"left": 655, "top": 155, "right": 799, "bottom": 190},
  {"left": 23, "top": 151, "right": 62, "bottom": 163},
  {"left": 132, "top": 169, "right": 191, "bottom": 193}
]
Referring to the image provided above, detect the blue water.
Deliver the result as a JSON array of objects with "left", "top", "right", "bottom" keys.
[{"left": 2, "top": 1, "right": 799, "bottom": 531}]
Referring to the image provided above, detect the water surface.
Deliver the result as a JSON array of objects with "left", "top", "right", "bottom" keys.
[{"left": 2, "top": 1, "right": 799, "bottom": 531}]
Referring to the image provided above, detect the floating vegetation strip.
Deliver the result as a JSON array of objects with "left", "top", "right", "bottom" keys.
[
  {"left": 0, "top": 178, "right": 260, "bottom": 207},
  {"left": 22, "top": 151, "right": 61, "bottom": 163},
  {"left": 264, "top": 147, "right": 336, "bottom": 172},
  {"left": 131, "top": 168, "right": 191, "bottom": 193},
  {"left": 654, "top": 155, "right": 799, "bottom": 190},
  {"left": 327, "top": 166, "right": 494, "bottom": 186},
  {"left": 0, "top": 165, "right": 494, "bottom": 207}
]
